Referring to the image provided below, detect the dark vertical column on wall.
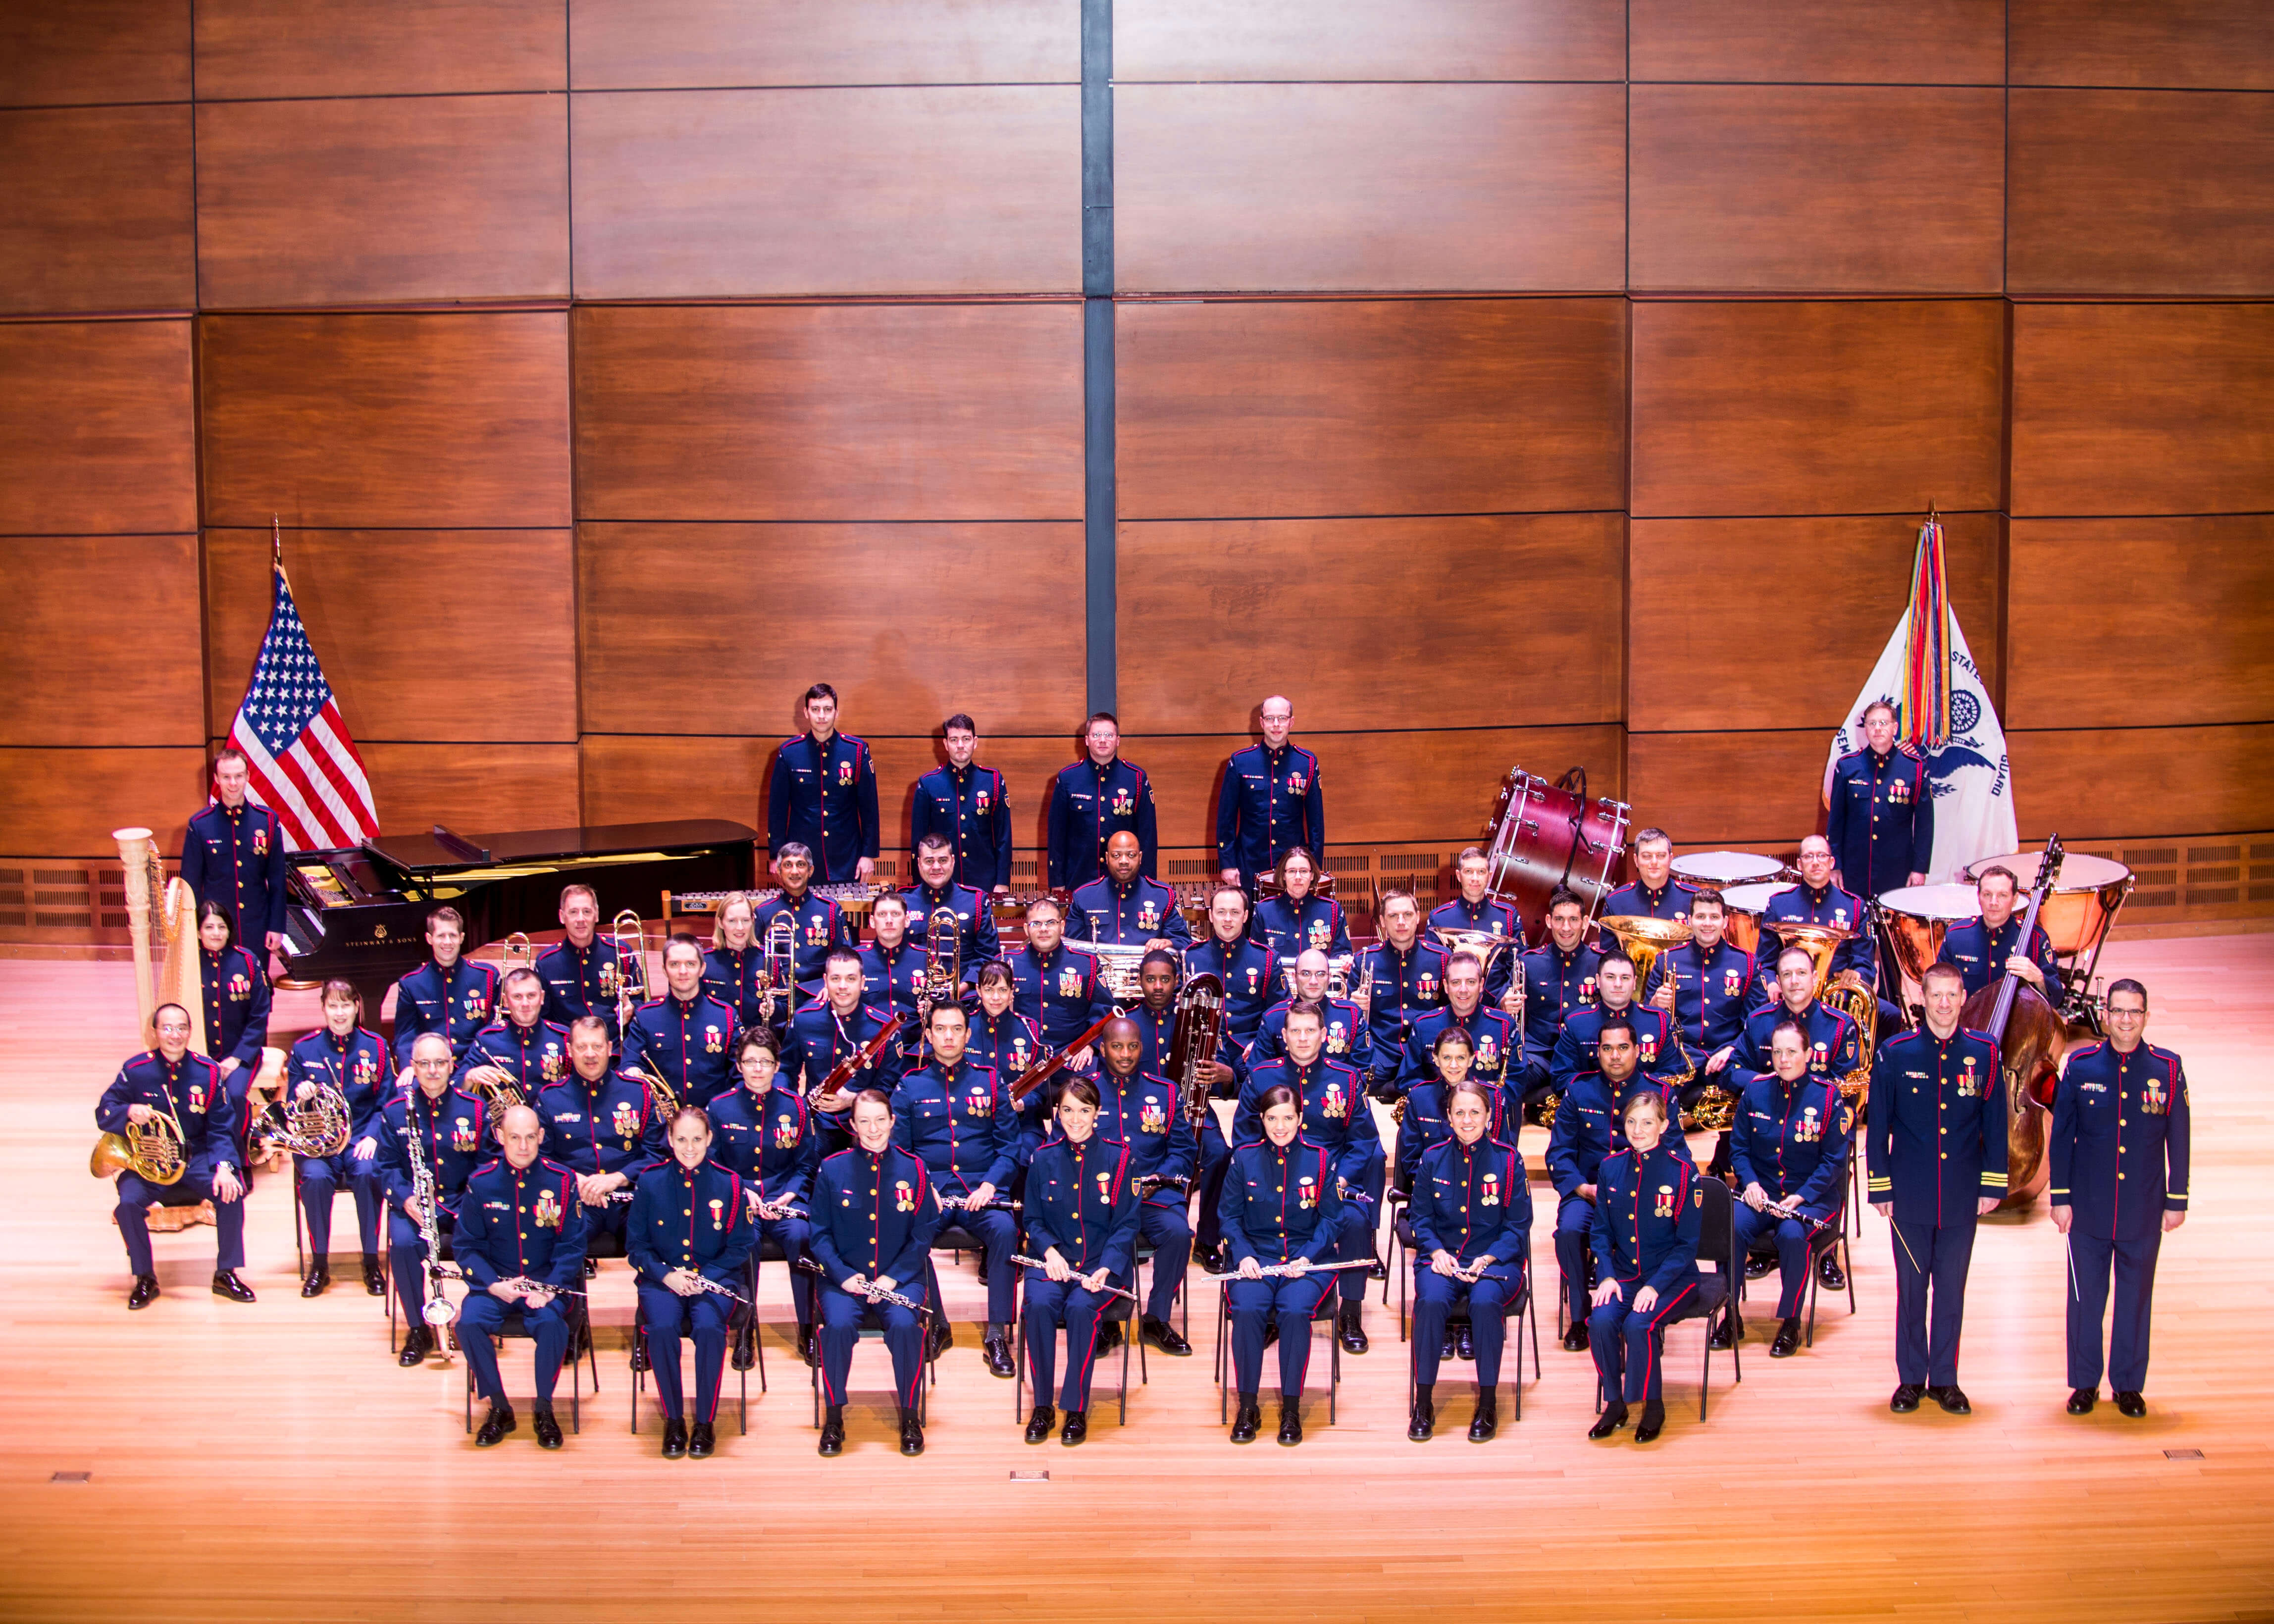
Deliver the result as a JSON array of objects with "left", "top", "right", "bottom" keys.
[{"left": 1082, "top": 0, "right": 1116, "bottom": 715}]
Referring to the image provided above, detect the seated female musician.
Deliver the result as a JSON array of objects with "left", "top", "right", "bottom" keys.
[
  {"left": 196, "top": 899, "right": 271, "bottom": 1085},
  {"left": 1219, "top": 1085, "right": 1345, "bottom": 1447},
  {"left": 1250, "top": 847, "right": 1351, "bottom": 962},
  {"left": 1408, "top": 1077, "right": 1531, "bottom": 1443},
  {"left": 1395, "top": 1026, "right": 1499, "bottom": 1363},
  {"left": 1586, "top": 1088, "right": 1703, "bottom": 1445},
  {"left": 966, "top": 960, "right": 1045, "bottom": 1083},
  {"left": 628, "top": 1106, "right": 754, "bottom": 1460},
  {"left": 1725, "top": 1017, "right": 1851, "bottom": 1359},
  {"left": 707, "top": 1030, "right": 820, "bottom": 1368},
  {"left": 285, "top": 978, "right": 392, "bottom": 1297},
  {"left": 1021, "top": 1077, "right": 1140, "bottom": 1446}
]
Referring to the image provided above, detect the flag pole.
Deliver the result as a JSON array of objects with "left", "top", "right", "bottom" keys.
[{"left": 271, "top": 512, "right": 283, "bottom": 568}]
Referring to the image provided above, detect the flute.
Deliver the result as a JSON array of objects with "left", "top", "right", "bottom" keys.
[
  {"left": 1202, "top": 1258, "right": 1378, "bottom": 1283},
  {"left": 1012, "top": 1254, "right": 1139, "bottom": 1304},
  {"left": 792, "top": 1255, "right": 933, "bottom": 1319}
]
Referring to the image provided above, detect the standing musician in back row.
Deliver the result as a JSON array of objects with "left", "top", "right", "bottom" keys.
[
  {"left": 1071, "top": 830, "right": 1191, "bottom": 954},
  {"left": 1828, "top": 701, "right": 1933, "bottom": 898},
  {"left": 753, "top": 843, "right": 859, "bottom": 999},
  {"left": 1937, "top": 864, "right": 2063, "bottom": 1002},
  {"left": 180, "top": 745, "right": 286, "bottom": 960},
  {"left": 389, "top": 906, "right": 499, "bottom": 1074},
  {"left": 99, "top": 1003, "right": 255, "bottom": 1310},
  {"left": 911, "top": 714, "right": 1014, "bottom": 896},
  {"left": 767, "top": 682, "right": 879, "bottom": 886},
  {"left": 536, "top": 883, "right": 621, "bottom": 1048},
  {"left": 1217, "top": 695, "right": 1325, "bottom": 894},
  {"left": 1047, "top": 712, "right": 1158, "bottom": 891},
  {"left": 1596, "top": 828, "right": 1696, "bottom": 952},
  {"left": 1869, "top": 962, "right": 2005, "bottom": 1417},
  {"left": 1430, "top": 847, "right": 1523, "bottom": 1009},
  {"left": 2049, "top": 979, "right": 2187, "bottom": 1420},
  {"left": 286, "top": 979, "right": 391, "bottom": 1297},
  {"left": 453, "top": 1104, "right": 586, "bottom": 1450},
  {"left": 1356, "top": 888, "right": 1448, "bottom": 1100}
]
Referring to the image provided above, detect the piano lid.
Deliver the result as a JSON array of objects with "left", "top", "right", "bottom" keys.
[{"left": 363, "top": 819, "right": 758, "bottom": 877}]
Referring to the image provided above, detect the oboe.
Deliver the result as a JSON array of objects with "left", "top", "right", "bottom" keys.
[{"left": 1011, "top": 1254, "right": 1138, "bottom": 1305}]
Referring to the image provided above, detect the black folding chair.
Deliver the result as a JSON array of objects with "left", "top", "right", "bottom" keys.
[
  {"left": 1211, "top": 1274, "right": 1341, "bottom": 1426},
  {"left": 1592, "top": 1175, "right": 1742, "bottom": 1422},
  {"left": 807, "top": 1296, "right": 940, "bottom": 1427},
  {"left": 1013, "top": 1272, "right": 1137, "bottom": 1426},
  {"left": 462, "top": 1294, "right": 596, "bottom": 1433},
  {"left": 631, "top": 1294, "right": 748, "bottom": 1436}
]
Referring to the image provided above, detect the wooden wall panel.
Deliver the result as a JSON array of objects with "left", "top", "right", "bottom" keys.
[
  {"left": 354, "top": 743, "right": 582, "bottom": 834},
  {"left": 201, "top": 312, "right": 571, "bottom": 528},
  {"left": 1116, "top": 0, "right": 1624, "bottom": 82},
  {"left": 2009, "top": 0, "right": 2274, "bottom": 91},
  {"left": 0, "top": 748, "right": 206, "bottom": 858},
  {"left": 1629, "top": 0, "right": 2004, "bottom": 85},
  {"left": 205, "top": 528, "right": 578, "bottom": 744},
  {"left": 1630, "top": 512, "right": 2002, "bottom": 731},
  {"left": 0, "top": 106, "right": 193, "bottom": 314},
  {"left": 1626, "top": 730, "right": 1828, "bottom": 847},
  {"left": 1631, "top": 300, "right": 2005, "bottom": 517},
  {"left": 1130, "top": 726, "right": 1625, "bottom": 850},
  {"left": 2010, "top": 725, "right": 2274, "bottom": 840},
  {"left": 1629, "top": 87, "right": 2004, "bottom": 293},
  {"left": 574, "top": 304, "right": 1083, "bottom": 522},
  {"left": 195, "top": 95, "right": 569, "bottom": 307},
  {"left": 578, "top": 522, "right": 1085, "bottom": 737},
  {"left": 1115, "top": 84, "right": 1624, "bottom": 293},
  {"left": 569, "top": 0, "right": 1077, "bottom": 90},
  {"left": 0, "top": 320, "right": 195, "bottom": 535},
  {"left": 569, "top": 87, "right": 1078, "bottom": 299},
  {"left": 1116, "top": 513, "right": 1624, "bottom": 734},
  {"left": 2007, "top": 517, "right": 2274, "bottom": 731},
  {"left": 2011, "top": 304, "right": 2274, "bottom": 518},
  {"left": 0, "top": 536, "right": 204, "bottom": 747},
  {"left": 1118, "top": 299, "right": 1627, "bottom": 519},
  {"left": 0, "top": 0, "right": 190, "bottom": 107},
  {"left": 2009, "top": 91, "right": 2274, "bottom": 297},
  {"left": 195, "top": 0, "right": 565, "bottom": 100}
]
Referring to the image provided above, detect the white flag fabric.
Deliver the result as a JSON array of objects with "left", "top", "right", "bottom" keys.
[{"left": 1824, "top": 606, "right": 2016, "bottom": 883}]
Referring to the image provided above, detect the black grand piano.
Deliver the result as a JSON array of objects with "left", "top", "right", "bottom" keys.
[{"left": 278, "top": 819, "right": 758, "bottom": 1017}]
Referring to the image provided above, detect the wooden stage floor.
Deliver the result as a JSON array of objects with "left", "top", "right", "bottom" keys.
[{"left": 3, "top": 935, "right": 2269, "bottom": 1624}]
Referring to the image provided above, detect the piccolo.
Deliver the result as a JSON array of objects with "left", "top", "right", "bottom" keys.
[
  {"left": 1011, "top": 1255, "right": 1139, "bottom": 1305},
  {"left": 1202, "top": 1258, "right": 1379, "bottom": 1282},
  {"left": 496, "top": 1275, "right": 588, "bottom": 1300},
  {"left": 792, "top": 1255, "right": 933, "bottom": 1319}
]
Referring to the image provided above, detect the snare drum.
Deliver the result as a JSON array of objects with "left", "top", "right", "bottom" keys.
[
  {"left": 1670, "top": 851, "right": 1788, "bottom": 895},
  {"left": 1717, "top": 881, "right": 1796, "bottom": 955},
  {"left": 1962, "top": 850, "right": 2134, "bottom": 962},
  {"left": 1872, "top": 884, "right": 1982, "bottom": 1020}
]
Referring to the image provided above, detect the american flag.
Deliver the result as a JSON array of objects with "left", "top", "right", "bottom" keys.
[{"left": 223, "top": 555, "right": 379, "bottom": 851}]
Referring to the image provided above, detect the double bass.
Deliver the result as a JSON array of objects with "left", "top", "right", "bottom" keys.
[{"left": 1959, "top": 833, "right": 2087, "bottom": 1206}]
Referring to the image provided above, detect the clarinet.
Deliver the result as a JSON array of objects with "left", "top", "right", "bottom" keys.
[
  {"left": 400, "top": 1115, "right": 462, "bottom": 1336},
  {"left": 793, "top": 1255, "right": 933, "bottom": 1320},
  {"left": 496, "top": 1275, "right": 589, "bottom": 1300}
]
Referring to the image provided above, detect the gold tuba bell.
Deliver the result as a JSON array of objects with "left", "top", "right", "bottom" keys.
[
  {"left": 1428, "top": 926, "right": 1515, "bottom": 983},
  {"left": 1597, "top": 914, "right": 1693, "bottom": 994},
  {"left": 1768, "top": 920, "right": 1877, "bottom": 1102}
]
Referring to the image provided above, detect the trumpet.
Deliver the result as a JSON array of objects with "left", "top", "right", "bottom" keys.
[
  {"left": 89, "top": 1098, "right": 188, "bottom": 1185},
  {"left": 758, "top": 911, "right": 797, "bottom": 1026},
  {"left": 612, "top": 909, "right": 652, "bottom": 1034}
]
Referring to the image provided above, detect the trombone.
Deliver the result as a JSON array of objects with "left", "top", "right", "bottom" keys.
[
  {"left": 922, "top": 903, "right": 961, "bottom": 1013},
  {"left": 758, "top": 911, "right": 797, "bottom": 1026},
  {"left": 612, "top": 909, "right": 652, "bottom": 1034}
]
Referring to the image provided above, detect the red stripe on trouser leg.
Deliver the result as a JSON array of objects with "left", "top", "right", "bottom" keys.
[
  {"left": 1639, "top": 1283, "right": 1698, "bottom": 1400},
  {"left": 1068, "top": 1305, "right": 1102, "bottom": 1410},
  {"left": 1288, "top": 1273, "right": 1336, "bottom": 1395}
]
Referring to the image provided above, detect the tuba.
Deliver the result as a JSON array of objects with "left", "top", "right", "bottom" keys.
[
  {"left": 1165, "top": 972, "right": 1227, "bottom": 1127},
  {"left": 1429, "top": 925, "right": 1514, "bottom": 985},
  {"left": 1771, "top": 920, "right": 1877, "bottom": 1102},
  {"left": 1597, "top": 915, "right": 1693, "bottom": 996}
]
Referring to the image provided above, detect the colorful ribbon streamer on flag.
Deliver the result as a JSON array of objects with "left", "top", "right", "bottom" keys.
[{"left": 1900, "top": 509, "right": 1953, "bottom": 751}]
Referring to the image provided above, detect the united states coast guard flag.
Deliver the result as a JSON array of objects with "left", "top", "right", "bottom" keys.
[
  {"left": 1824, "top": 512, "right": 2015, "bottom": 882},
  {"left": 220, "top": 524, "right": 379, "bottom": 850}
]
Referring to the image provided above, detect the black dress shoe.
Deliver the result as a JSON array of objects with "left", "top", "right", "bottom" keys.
[
  {"left": 928, "top": 1318, "right": 954, "bottom": 1360},
  {"left": 688, "top": 1422, "right": 716, "bottom": 1459},
  {"left": 1368, "top": 1256, "right": 1388, "bottom": 1282},
  {"left": 1468, "top": 1392, "right": 1498, "bottom": 1443},
  {"left": 899, "top": 1409, "right": 926, "bottom": 1456},
  {"left": 1562, "top": 1323, "right": 1590, "bottom": 1353},
  {"left": 1440, "top": 1328, "right": 1457, "bottom": 1360},
  {"left": 533, "top": 1408, "right": 564, "bottom": 1449},
  {"left": 1634, "top": 1400, "right": 1665, "bottom": 1443},
  {"left": 211, "top": 1270, "right": 257, "bottom": 1303},
  {"left": 1337, "top": 1303, "right": 1369, "bottom": 1355},
  {"left": 2114, "top": 1390, "right": 2147, "bottom": 1418},
  {"left": 1455, "top": 1321, "right": 1475, "bottom": 1361},
  {"left": 798, "top": 1323, "right": 818, "bottom": 1365},
  {"left": 474, "top": 1404, "right": 516, "bottom": 1447},
  {"left": 1408, "top": 1388, "right": 1435, "bottom": 1441},
  {"left": 1061, "top": 1410, "right": 1087, "bottom": 1446},
  {"left": 1262, "top": 1320, "right": 1279, "bottom": 1350},
  {"left": 2067, "top": 1387, "right": 2098, "bottom": 1415},
  {"left": 1817, "top": 1255, "right": 1847, "bottom": 1291},
  {"left": 818, "top": 1406, "right": 845, "bottom": 1456},
  {"left": 1930, "top": 1384, "right": 1972, "bottom": 1415},
  {"left": 581, "top": 1256, "right": 598, "bottom": 1278},
  {"left": 1588, "top": 1401, "right": 1629, "bottom": 1439},
  {"left": 1142, "top": 1315, "right": 1192, "bottom": 1357},
  {"left": 1745, "top": 1254, "right": 1776, "bottom": 1280},
  {"left": 661, "top": 1418, "right": 688, "bottom": 1458},
  {"left": 1890, "top": 1383, "right": 1924, "bottom": 1413},
  {"left": 1709, "top": 1318, "right": 1736, "bottom": 1351},
  {"left": 730, "top": 1326, "right": 757, "bottom": 1371},
  {"left": 1276, "top": 1398, "right": 1303, "bottom": 1446},
  {"left": 1096, "top": 1318, "right": 1124, "bottom": 1353},
  {"left": 127, "top": 1274, "right": 159, "bottom": 1311},
  {"left": 629, "top": 1336, "right": 651, "bottom": 1374},
  {"left": 1230, "top": 1397, "right": 1261, "bottom": 1444},
  {"left": 301, "top": 1268, "right": 329, "bottom": 1299},
  {"left": 1025, "top": 1404, "right": 1057, "bottom": 1443},
  {"left": 398, "top": 1327, "right": 435, "bottom": 1367},
  {"left": 362, "top": 1261, "right": 387, "bottom": 1296},
  {"left": 983, "top": 1329, "right": 1016, "bottom": 1378},
  {"left": 1769, "top": 1319, "right": 1801, "bottom": 1359}
]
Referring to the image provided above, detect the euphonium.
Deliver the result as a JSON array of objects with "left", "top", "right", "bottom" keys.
[
  {"left": 90, "top": 1102, "right": 188, "bottom": 1185},
  {"left": 1429, "top": 926, "right": 1514, "bottom": 983}
]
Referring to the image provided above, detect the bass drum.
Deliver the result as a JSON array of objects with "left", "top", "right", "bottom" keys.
[
  {"left": 1481, "top": 766, "right": 1629, "bottom": 945},
  {"left": 1717, "top": 880, "right": 1795, "bottom": 956},
  {"left": 1871, "top": 883, "right": 1981, "bottom": 1024}
]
